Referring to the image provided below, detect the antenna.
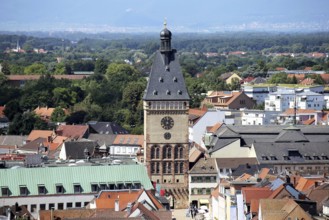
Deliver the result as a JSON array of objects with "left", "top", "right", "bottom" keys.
[{"left": 293, "top": 89, "right": 297, "bottom": 125}]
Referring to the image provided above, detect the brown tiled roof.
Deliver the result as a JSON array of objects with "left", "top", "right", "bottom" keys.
[
  {"left": 295, "top": 177, "right": 316, "bottom": 192},
  {"left": 113, "top": 134, "right": 144, "bottom": 146},
  {"left": 320, "top": 74, "right": 329, "bottom": 83},
  {"left": 306, "top": 183, "right": 329, "bottom": 212},
  {"left": 56, "top": 124, "right": 89, "bottom": 139},
  {"left": 39, "top": 209, "right": 95, "bottom": 220},
  {"left": 242, "top": 187, "right": 272, "bottom": 204},
  {"left": 189, "top": 145, "right": 203, "bottom": 163},
  {"left": 207, "top": 122, "right": 224, "bottom": 133},
  {"left": 189, "top": 108, "right": 207, "bottom": 117},
  {"left": 95, "top": 190, "right": 141, "bottom": 209},
  {"left": 282, "top": 108, "right": 317, "bottom": 115},
  {"left": 300, "top": 78, "right": 314, "bottom": 85},
  {"left": 216, "top": 158, "right": 258, "bottom": 169},
  {"left": 258, "top": 168, "right": 270, "bottom": 180},
  {"left": 27, "top": 130, "right": 53, "bottom": 142},
  {"left": 145, "top": 190, "right": 164, "bottom": 209},
  {"left": 34, "top": 106, "right": 68, "bottom": 118},
  {"left": 52, "top": 135, "right": 68, "bottom": 143},
  {"left": 235, "top": 173, "right": 252, "bottom": 181},
  {"left": 303, "top": 118, "right": 315, "bottom": 125}
]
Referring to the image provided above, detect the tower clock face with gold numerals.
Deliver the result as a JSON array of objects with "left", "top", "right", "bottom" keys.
[{"left": 161, "top": 116, "right": 174, "bottom": 130}]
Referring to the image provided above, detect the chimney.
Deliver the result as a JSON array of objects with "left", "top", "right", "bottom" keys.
[{"left": 115, "top": 197, "right": 119, "bottom": 211}]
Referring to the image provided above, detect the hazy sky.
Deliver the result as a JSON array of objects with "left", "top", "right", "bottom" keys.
[{"left": 1, "top": 0, "right": 329, "bottom": 32}]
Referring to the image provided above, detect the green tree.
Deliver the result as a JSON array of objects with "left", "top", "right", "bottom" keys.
[
  {"left": 122, "top": 81, "right": 146, "bottom": 111},
  {"left": 24, "top": 63, "right": 47, "bottom": 74},
  {"left": 1, "top": 61, "right": 11, "bottom": 75},
  {"left": 3, "top": 99, "right": 22, "bottom": 121},
  {"left": 50, "top": 107, "right": 67, "bottom": 122},
  {"left": 94, "top": 59, "right": 108, "bottom": 74}
]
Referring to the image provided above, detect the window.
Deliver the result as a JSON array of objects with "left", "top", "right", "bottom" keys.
[
  {"left": 40, "top": 204, "right": 46, "bottom": 210},
  {"left": 155, "top": 147, "right": 160, "bottom": 159},
  {"left": 74, "top": 184, "right": 82, "bottom": 193},
  {"left": 91, "top": 183, "right": 98, "bottom": 193},
  {"left": 1, "top": 187, "right": 9, "bottom": 197},
  {"left": 180, "top": 162, "right": 184, "bottom": 173},
  {"left": 66, "top": 203, "right": 73, "bottom": 208},
  {"left": 56, "top": 184, "right": 64, "bottom": 194},
  {"left": 75, "top": 202, "right": 81, "bottom": 208},
  {"left": 163, "top": 162, "right": 167, "bottom": 173},
  {"left": 58, "top": 203, "right": 64, "bottom": 210},
  {"left": 30, "top": 204, "right": 36, "bottom": 212},
  {"left": 174, "top": 162, "right": 179, "bottom": 173},
  {"left": 19, "top": 186, "right": 28, "bottom": 196},
  {"left": 151, "top": 162, "right": 155, "bottom": 174},
  {"left": 49, "top": 203, "right": 55, "bottom": 210},
  {"left": 156, "top": 163, "right": 160, "bottom": 174},
  {"left": 38, "top": 185, "right": 46, "bottom": 195},
  {"left": 99, "top": 183, "right": 107, "bottom": 190}
]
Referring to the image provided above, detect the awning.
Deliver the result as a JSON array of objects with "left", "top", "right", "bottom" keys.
[{"left": 199, "top": 199, "right": 209, "bottom": 204}]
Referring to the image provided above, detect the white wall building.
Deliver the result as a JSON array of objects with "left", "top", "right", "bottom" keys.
[
  {"left": 242, "top": 85, "right": 276, "bottom": 104},
  {"left": 241, "top": 110, "right": 278, "bottom": 125},
  {"left": 189, "top": 109, "right": 234, "bottom": 147}
]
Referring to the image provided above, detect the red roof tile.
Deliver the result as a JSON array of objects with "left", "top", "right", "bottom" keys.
[
  {"left": 56, "top": 124, "right": 88, "bottom": 139},
  {"left": 113, "top": 134, "right": 144, "bottom": 146}
]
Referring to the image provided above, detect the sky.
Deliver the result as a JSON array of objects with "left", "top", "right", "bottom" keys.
[{"left": 1, "top": 0, "right": 329, "bottom": 32}]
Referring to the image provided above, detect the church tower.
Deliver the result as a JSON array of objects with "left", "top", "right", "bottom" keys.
[{"left": 143, "top": 23, "right": 190, "bottom": 189}]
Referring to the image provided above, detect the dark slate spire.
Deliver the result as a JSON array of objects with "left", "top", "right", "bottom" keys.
[{"left": 143, "top": 23, "right": 190, "bottom": 101}]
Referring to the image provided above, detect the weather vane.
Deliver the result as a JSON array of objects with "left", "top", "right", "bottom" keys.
[{"left": 164, "top": 18, "right": 167, "bottom": 28}]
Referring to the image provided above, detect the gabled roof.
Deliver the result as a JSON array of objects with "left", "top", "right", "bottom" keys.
[
  {"left": 94, "top": 190, "right": 141, "bottom": 209},
  {"left": 56, "top": 124, "right": 89, "bottom": 139},
  {"left": 206, "top": 91, "right": 247, "bottom": 106},
  {"left": 113, "top": 135, "right": 144, "bottom": 146},
  {"left": 207, "top": 122, "right": 224, "bottom": 133},
  {"left": 88, "top": 134, "right": 117, "bottom": 145},
  {"left": 189, "top": 158, "right": 217, "bottom": 174},
  {"left": 282, "top": 108, "right": 317, "bottom": 115},
  {"left": 19, "top": 137, "right": 46, "bottom": 151},
  {"left": 295, "top": 177, "right": 316, "bottom": 192},
  {"left": 300, "top": 78, "right": 314, "bottom": 85},
  {"left": 88, "top": 121, "right": 128, "bottom": 135},
  {"left": 0, "top": 135, "right": 27, "bottom": 147},
  {"left": 63, "top": 141, "right": 98, "bottom": 159},
  {"left": 219, "top": 72, "right": 233, "bottom": 80},
  {"left": 242, "top": 187, "right": 272, "bottom": 204},
  {"left": 128, "top": 202, "right": 160, "bottom": 220},
  {"left": 143, "top": 51, "right": 190, "bottom": 101},
  {"left": 27, "top": 130, "right": 53, "bottom": 142},
  {"left": 34, "top": 106, "right": 68, "bottom": 118},
  {"left": 274, "top": 126, "right": 309, "bottom": 143}
]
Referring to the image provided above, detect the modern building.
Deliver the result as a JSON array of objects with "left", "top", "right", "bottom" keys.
[
  {"left": 143, "top": 23, "right": 190, "bottom": 206},
  {"left": 241, "top": 109, "right": 278, "bottom": 125},
  {"left": 0, "top": 164, "right": 153, "bottom": 216}
]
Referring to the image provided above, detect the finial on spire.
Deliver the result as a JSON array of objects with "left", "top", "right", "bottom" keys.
[{"left": 164, "top": 18, "right": 167, "bottom": 28}]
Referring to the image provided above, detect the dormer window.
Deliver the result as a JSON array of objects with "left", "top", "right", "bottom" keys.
[
  {"left": 73, "top": 184, "right": 82, "bottom": 193},
  {"left": 304, "top": 154, "right": 311, "bottom": 160},
  {"left": 56, "top": 184, "right": 64, "bottom": 194},
  {"left": 38, "top": 185, "right": 46, "bottom": 195},
  {"left": 159, "top": 77, "right": 163, "bottom": 82},
  {"left": 19, "top": 185, "right": 28, "bottom": 196},
  {"left": 153, "top": 90, "right": 158, "bottom": 95},
  {"left": 173, "top": 77, "right": 177, "bottom": 82},
  {"left": 283, "top": 155, "right": 290, "bottom": 160},
  {"left": 261, "top": 155, "right": 268, "bottom": 160},
  {"left": 321, "top": 154, "right": 328, "bottom": 160},
  {"left": 166, "top": 90, "right": 171, "bottom": 95},
  {"left": 177, "top": 90, "right": 182, "bottom": 95},
  {"left": 313, "top": 155, "right": 320, "bottom": 160},
  {"left": 270, "top": 155, "right": 277, "bottom": 160},
  {"left": 1, "top": 187, "right": 9, "bottom": 197}
]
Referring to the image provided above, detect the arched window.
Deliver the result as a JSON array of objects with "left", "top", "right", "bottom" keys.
[
  {"left": 174, "top": 162, "right": 179, "bottom": 173},
  {"left": 163, "top": 162, "right": 167, "bottom": 173},
  {"left": 155, "top": 147, "right": 160, "bottom": 159},
  {"left": 174, "top": 145, "right": 179, "bottom": 159},
  {"left": 179, "top": 147, "right": 184, "bottom": 159},
  {"left": 167, "top": 162, "right": 171, "bottom": 173},
  {"left": 156, "top": 162, "right": 160, "bottom": 174},
  {"left": 163, "top": 145, "right": 172, "bottom": 159},
  {"left": 167, "top": 146, "right": 172, "bottom": 158},
  {"left": 151, "top": 146, "right": 155, "bottom": 158},
  {"left": 180, "top": 162, "right": 184, "bottom": 173}
]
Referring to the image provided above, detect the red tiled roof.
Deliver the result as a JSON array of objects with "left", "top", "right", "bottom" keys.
[
  {"left": 27, "top": 130, "right": 53, "bottom": 142},
  {"left": 282, "top": 108, "right": 317, "bottom": 115},
  {"left": 300, "top": 78, "right": 314, "bottom": 85},
  {"left": 320, "top": 74, "right": 329, "bottom": 83},
  {"left": 258, "top": 168, "right": 270, "bottom": 180},
  {"left": 303, "top": 118, "right": 315, "bottom": 125},
  {"left": 208, "top": 123, "right": 224, "bottom": 133},
  {"left": 113, "top": 134, "right": 144, "bottom": 146},
  {"left": 95, "top": 190, "right": 141, "bottom": 209},
  {"left": 56, "top": 124, "right": 88, "bottom": 139},
  {"left": 295, "top": 177, "right": 316, "bottom": 192},
  {"left": 34, "top": 106, "right": 68, "bottom": 118},
  {"left": 242, "top": 187, "right": 272, "bottom": 204},
  {"left": 189, "top": 108, "right": 207, "bottom": 117}
]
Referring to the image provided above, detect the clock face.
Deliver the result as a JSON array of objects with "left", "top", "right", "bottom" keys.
[
  {"left": 161, "top": 116, "right": 174, "bottom": 130},
  {"left": 164, "top": 132, "right": 171, "bottom": 140}
]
